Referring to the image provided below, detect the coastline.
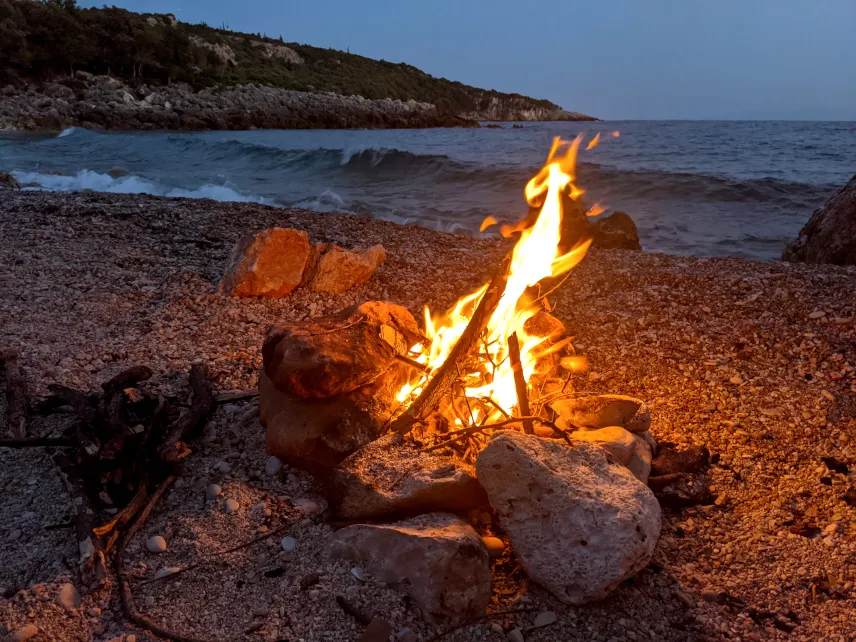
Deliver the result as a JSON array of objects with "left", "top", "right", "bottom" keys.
[
  {"left": 1, "top": 190, "right": 855, "bottom": 641},
  {"left": 0, "top": 75, "right": 595, "bottom": 133}
]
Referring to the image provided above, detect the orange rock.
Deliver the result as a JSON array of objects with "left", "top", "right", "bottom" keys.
[
  {"left": 309, "top": 244, "right": 386, "bottom": 294},
  {"left": 221, "top": 228, "right": 310, "bottom": 297}
]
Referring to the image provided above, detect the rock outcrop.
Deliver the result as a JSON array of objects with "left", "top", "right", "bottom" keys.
[
  {"left": 459, "top": 93, "right": 596, "bottom": 122},
  {"left": 329, "top": 513, "right": 491, "bottom": 624},
  {"left": 0, "top": 172, "right": 21, "bottom": 190},
  {"left": 592, "top": 211, "right": 642, "bottom": 250},
  {"left": 475, "top": 432, "right": 661, "bottom": 604},
  {"left": 783, "top": 175, "right": 856, "bottom": 265},
  {"left": 260, "top": 301, "right": 420, "bottom": 476},
  {"left": 0, "top": 74, "right": 477, "bottom": 132},
  {"left": 328, "top": 433, "right": 486, "bottom": 520}
]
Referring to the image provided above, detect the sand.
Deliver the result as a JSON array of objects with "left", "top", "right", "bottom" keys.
[{"left": 1, "top": 190, "right": 855, "bottom": 642}]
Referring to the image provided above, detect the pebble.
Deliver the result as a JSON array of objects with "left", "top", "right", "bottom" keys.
[
  {"left": 127, "top": 636, "right": 137, "bottom": 642},
  {"left": 56, "top": 582, "right": 80, "bottom": 612},
  {"left": 146, "top": 535, "right": 167, "bottom": 553},
  {"left": 809, "top": 310, "right": 827, "bottom": 319},
  {"left": 265, "top": 456, "right": 283, "bottom": 476},
  {"left": 397, "top": 627, "right": 418, "bottom": 642},
  {"left": 821, "top": 390, "right": 835, "bottom": 401},
  {"left": 225, "top": 498, "right": 240, "bottom": 513},
  {"left": 533, "top": 611, "right": 557, "bottom": 628},
  {"left": 206, "top": 483, "right": 223, "bottom": 500},
  {"left": 507, "top": 628, "right": 525, "bottom": 642},
  {"left": 293, "top": 498, "right": 321, "bottom": 514},
  {"left": 9, "top": 528, "right": 22, "bottom": 541},
  {"left": 350, "top": 567, "right": 365, "bottom": 582},
  {"left": 729, "top": 374, "right": 744, "bottom": 385},
  {"left": 144, "top": 595, "right": 155, "bottom": 608},
  {"left": 281, "top": 536, "right": 297, "bottom": 552},
  {"left": 481, "top": 536, "right": 505, "bottom": 559},
  {"left": 213, "top": 461, "right": 231, "bottom": 474},
  {"left": 154, "top": 567, "right": 180, "bottom": 579},
  {"left": 7, "top": 624, "right": 39, "bottom": 642}
]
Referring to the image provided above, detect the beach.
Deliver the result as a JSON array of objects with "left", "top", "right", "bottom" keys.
[{"left": 1, "top": 190, "right": 856, "bottom": 642}]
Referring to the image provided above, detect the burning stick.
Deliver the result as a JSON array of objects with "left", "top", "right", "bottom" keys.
[
  {"left": 390, "top": 253, "right": 513, "bottom": 434},
  {"left": 507, "top": 332, "right": 533, "bottom": 434}
]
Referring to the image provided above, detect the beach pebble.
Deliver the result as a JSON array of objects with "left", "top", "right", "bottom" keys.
[
  {"left": 293, "top": 498, "right": 321, "bottom": 515},
  {"left": 154, "top": 567, "right": 180, "bottom": 579},
  {"left": 144, "top": 595, "right": 155, "bottom": 608},
  {"left": 265, "top": 456, "right": 283, "bottom": 476},
  {"left": 280, "top": 536, "right": 297, "bottom": 552},
  {"left": 397, "top": 628, "right": 418, "bottom": 642},
  {"left": 8, "top": 528, "right": 22, "bottom": 541},
  {"left": 7, "top": 624, "right": 39, "bottom": 642},
  {"left": 533, "top": 611, "right": 557, "bottom": 628},
  {"left": 126, "top": 636, "right": 137, "bottom": 642},
  {"left": 809, "top": 310, "right": 826, "bottom": 319},
  {"left": 146, "top": 535, "right": 167, "bottom": 553},
  {"left": 206, "top": 483, "right": 222, "bottom": 500},
  {"left": 821, "top": 390, "right": 835, "bottom": 401},
  {"left": 507, "top": 628, "right": 525, "bottom": 642},
  {"left": 223, "top": 403, "right": 241, "bottom": 413},
  {"left": 729, "top": 374, "right": 744, "bottom": 385},
  {"left": 225, "top": 498, "right": 240, "bottom": 513},
  {"left": 481, "top": 536, "right": 505, "bottom": 559},
  {"left": 213, "top": 460, "right": 231, "bottom": 474},
  {"left": 350, "top": 567, "right": 365, "bottom": 582},
  {"left": 56, "top": 582, "right": 80, "bottom": 612}
]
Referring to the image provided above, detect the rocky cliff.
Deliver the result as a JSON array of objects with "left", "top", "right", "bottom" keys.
[
  {"left": 783, "top": 175, "right": 856, "bottom": 265},
  {"left": 0, "top": 74, "right": 475, "bottom": 132},
  {"left": 460, "top": 94, "right": 596, "bottom": 122}
]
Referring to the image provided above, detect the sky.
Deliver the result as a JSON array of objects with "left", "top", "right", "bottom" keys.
[{"left": 78, "top": 0, "right": 856, "bottom": 121}]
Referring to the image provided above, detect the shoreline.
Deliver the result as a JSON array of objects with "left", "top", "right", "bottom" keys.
[{"left": 2, "top": 190, "right": 855, "bottom": 641}]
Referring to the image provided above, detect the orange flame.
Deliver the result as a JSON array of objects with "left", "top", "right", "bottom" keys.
[
  {"left": 586, "top": 133, "right": 600, "bottom": 150},
  {"left": 397, "top": 137, "right": 593, "bottom": 419}
]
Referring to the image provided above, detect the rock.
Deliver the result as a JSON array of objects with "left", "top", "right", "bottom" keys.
[
  {"left": 475, "top": 432, "right": 661, "bottom": 604},
  {"left": 154, "top": 567, "right": 180, "bottom": 579},
  {"left": 592, "top": 211, "right": 642, "bottom": 250},
  {"left": 638, "top": 430, "right": 658, "bottom": 456},
  {"left": 0, "top": 172, "right": 21, "bottom": 190},
  {"left": 213, "top": 461, "right": 231, "bottom": 474},
  {"left": 261, "top": 301, "right": 420, "bottom": 475},
  {"left": 550, "top": 394, "right": 651, "bottom": 434},
  {"left": 221, "top": 228, "right": 311, "bottom": 298},
  {"left": 206, "top": 483, "right": 223, "bottom": 500},
  {"left": 56, "top": 583, "right": 81, "bottom": 612},
  {"left": 533, "top": 611, "right": 557, "bottom": 628},
  {"left": 329, "top": 513, "right": 490, "bottom": 624},
  {"left": 224, "top": 498, "right": 240, "bottom": 513},
  {"left": 568, "top": 426, "right": 636, "bottom": 465},
  {"left": 329, "top": 433, "right": 487, "bottom": 520},
  {"left": 7, "top": 624, "right": 39, "bottom": 642},
  {"left": 308, "top": 244, "right": 386, "bottom": 294},
  {"left": 107, "top": 166, "right": 129, "bottom": 178},
  {"left": 293, "top": 498, "right": 322, "bottom": 514},
  {"left": 481, "top": 536, "right": 505, "bottom": 559},
  {"left": 627, "top": 435, "right": 653, "bottom": 484},
  {"left": 783, "top": 174, "right": 856, "bottom": 265},
  {"left": 506, "top": 629, "right": 525, "bottom": 642},
  {"left": 280, "top": 536, "right": 297, "bottom": 552},
  {"left": 265, "top": 455, "right": 283, "bottom": 476},
  {"left": 145, "top": 535, "right": 167, "bottom": 553},
  {"left": 650, "top": 445, "right": 710, "bottom": 477}
]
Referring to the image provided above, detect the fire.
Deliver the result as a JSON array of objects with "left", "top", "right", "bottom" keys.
[{"left": 396, "top": 136, "right": 594, "bottom": 424}]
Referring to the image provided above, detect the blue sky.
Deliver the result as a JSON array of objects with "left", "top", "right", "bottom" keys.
[{"left": 78, "top": 0, "right": 856, "bottom": 120}]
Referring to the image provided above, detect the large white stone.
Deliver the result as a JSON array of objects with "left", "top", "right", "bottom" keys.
[{"left": 475, "top": 431, "right": 661, "bottom": 604}]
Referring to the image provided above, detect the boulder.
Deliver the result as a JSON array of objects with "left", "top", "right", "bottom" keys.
[
  {"left": 309, "top": 244, "right": 387, "bottom": 294},
  {"left": 475, "top": 432, "right": 661, "bottom": 604},
  {"left": 261, "top": 301, "right": 421, "bottom": 475},
  {"left": 568, "top": 426, "right": 636, "bottom": 465},
  {"left": 0, "top": 172, "right": 21, "bottom": 190},
  {"left": 550, "top": 394, "right": 650, "bottom": 434},
  {"left": 783, "top": 174, "right": 856, "bottom": 265},
  {"left": 329, "top": 513, "right": 490, "bottom": 624},
  {"left": 329, "top": 433, "right": 486, "bottom": 520},
  {"left": 221, "top": 227, "right": 310, "bottom": 297},
  {"left": 592, "top": 211, "right": 641, "bottom": 250}
]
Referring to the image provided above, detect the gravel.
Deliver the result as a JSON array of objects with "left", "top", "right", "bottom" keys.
[{"left": 1, "top": 190, "right": 855, "bottom": 641}]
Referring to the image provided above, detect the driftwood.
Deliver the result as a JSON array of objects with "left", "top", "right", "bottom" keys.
[
  {"left": 391, "top": 253, "right": 513, "bottom": 434},
  {"left": 507, "top": 332, "right": 533, "bottom": 434},
  {"left": 3, "top": 352, "right": 29, "bottom": 439},
  {"left": 158, "top": 364, "right": 215, "bottom": 463}
]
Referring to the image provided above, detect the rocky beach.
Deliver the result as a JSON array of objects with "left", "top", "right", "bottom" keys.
[{"left": 1, "top": 189, "right": 855, "bottom": 642}]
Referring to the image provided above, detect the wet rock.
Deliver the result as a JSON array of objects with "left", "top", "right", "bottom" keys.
[
  {"left": 261, "top": 301, "right": 420, "bottom": 475},
  {"left": 550, "top": 394, "right": 651, "bottom": 434},
  {"left": 592, "top": 211, "right": 642, "bottom": 250},
  {"left": 309, "top": 244, "right": 387, "bottom": 294},
  {"left": 329, "top": 513, "right": 490, "bottom": 624},
  {"left": 0, "top": 172, "right": 21, "bottom": 190},
  {"left": 783, "top": 173, "right": 856, "bottom": 265},
  {"left": 475, "top": 432, "right": 661, "bottom": 604},
  {"left": 221, "top": 227, "right": 310, "bottom": 298},
  {"left": 329, "top": 433, "right": 487, "bottom": 520}
]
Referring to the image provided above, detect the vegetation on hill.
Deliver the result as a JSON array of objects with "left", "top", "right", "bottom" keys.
[{"left": 0, "top": 0, "right": 568, "bottom": 117}]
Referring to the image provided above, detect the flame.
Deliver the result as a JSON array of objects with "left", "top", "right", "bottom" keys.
[
  {"left": 397, "top": 137, "right": 593, "bottom": 421},
  {"left": 586, "top": 133, "right": 600, "bottom": 150},
  {"left": 479, "top": 215, "right": 498, "bottom": 232}
]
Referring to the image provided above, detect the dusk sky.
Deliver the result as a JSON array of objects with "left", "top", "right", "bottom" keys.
[{"left": 79, "top": 0, "right": 856, "bottom": 121}]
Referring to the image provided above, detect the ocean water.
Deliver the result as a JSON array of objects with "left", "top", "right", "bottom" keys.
[{"left": 2, "top": 121, "right": 854, "bottom": 259}]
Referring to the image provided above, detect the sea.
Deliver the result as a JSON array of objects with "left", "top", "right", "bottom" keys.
[{"left": 2, "top": 120, "right": 854, "bottom": 260}]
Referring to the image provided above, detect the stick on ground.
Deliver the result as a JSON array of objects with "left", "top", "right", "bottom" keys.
[{"left": 158, "top": 364, "right": 214, "bottom": 462}]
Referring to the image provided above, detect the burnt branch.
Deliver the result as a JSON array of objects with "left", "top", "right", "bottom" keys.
[
  {"left": 158, "top": 365, "right": 214, "bottom": 463},
  {"left": 507, "top": 332, "right": 533, "bottom": 434},
  {"left": 391, "top": 253, "right": 513, "bottom": 434}
]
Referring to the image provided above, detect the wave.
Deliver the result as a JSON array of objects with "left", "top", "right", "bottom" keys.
[
  {"left": 10, "top": 170, "right": 271, "bottom": 204},
  {"left": 56, "top": 127, "right": 79, "bottom": 138}
]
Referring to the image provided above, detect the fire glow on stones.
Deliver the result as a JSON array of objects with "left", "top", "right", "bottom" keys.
[{"left": 395, "top": 135, "right": 607, "bottom": 432}]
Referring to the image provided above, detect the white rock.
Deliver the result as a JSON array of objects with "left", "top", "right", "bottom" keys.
[
  {"left": 154, "top": 567, "right": 180, "bottom": 579},
  {"left": 281, "top": 536, "right": 297, "bottom": 552},
  {"left": 206, "top": 484, "right": 222, "bottom": 500},
  {"left": 475, "top": 432, "right": 661, "bottom": 605},
  {"left": 56, "top": 583, "right": 80, "bottom": 612},
  {"left": 225, "top": 498, "right": 240, "bottom": 513},
  {"left": 265, "top": 456, "right": 284, "bottom": 476},
  {"left": 146, "top": 536, "right": 167, "bottom": 553}
]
